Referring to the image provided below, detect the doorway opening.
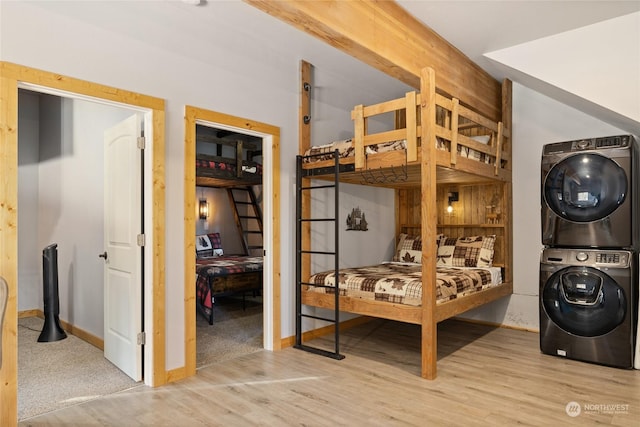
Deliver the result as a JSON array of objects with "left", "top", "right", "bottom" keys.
[
  {"left": 0, "top": 62, "right": 167, "bottom": 424},
  {"left": 15, "top": 88, "right": 147, "bottom": 419},
  {"left": 193, "top": 124, "right": 264, "bottom": 368},
  {"left": 183, "top": 106, "right": 281, "bottom": 376}
]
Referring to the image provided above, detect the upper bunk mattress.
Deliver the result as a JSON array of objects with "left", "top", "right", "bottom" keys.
[
  {"left": 196, "top": 158, "right": 263, "bottom": 175},
  {"left": 306, "top": 262, "right": 501, "bottom": 306},
  {"left": 302, "top": 138, "right": 406, "bottom": 163},
  {"left": 302, "top": 136, "right": 493, "bottom": 165}
]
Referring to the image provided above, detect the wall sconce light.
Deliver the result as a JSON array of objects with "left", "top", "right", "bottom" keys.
[
  {"left": 447, "top": 191, "right": 459, "bottom": 214},
  {"left": 199, "top": 198, "right": 209, "bottom": 220}
]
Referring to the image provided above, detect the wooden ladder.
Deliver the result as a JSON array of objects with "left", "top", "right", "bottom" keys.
[{"left": 227, "top": 186, "right": 263, "bottom": 256}]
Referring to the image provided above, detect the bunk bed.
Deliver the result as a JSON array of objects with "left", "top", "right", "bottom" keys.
[
  {"left": 296, "top": 65, "right": 513, "bottom": 379},
  {"left": 196, "top": 247, "right": 263, "bottom": 325},
  {"left": 195, "top": 133, "right": 265, "bottom": 324},
  {"left": 195, "top": 137, "right": 263, "bottom": 188}
]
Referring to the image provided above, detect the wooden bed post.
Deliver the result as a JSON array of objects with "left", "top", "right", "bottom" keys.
[
  {"left": 450, "top": 98, "right": 459, "bottom": 166},
  {"left": 420, "top": 67, "right": 438, "bottom": 380},
  {"left": 501, "top": 78, "right": 513, "bottom": 285}
]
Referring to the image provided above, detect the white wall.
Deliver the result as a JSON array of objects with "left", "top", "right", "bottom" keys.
[
  {"left": 459, "top": 82, "right": 626, "bottom": 329},
  {"left": 17, "top": 91, "right": 41, "bottom": 310},
  {"left": 485, "top": 12, "right": 640, "bottom": 132},
  {"left": 1, "top": 1, "right": 405, "bottom": 370},
  {"left": 195, "top": 186, "right": 245, "bottom": 255}
]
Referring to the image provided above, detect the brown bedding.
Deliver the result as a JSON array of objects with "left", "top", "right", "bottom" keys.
[
  {"left": 306, "top": 262, "right": 500, "bottom": 306},
  {"left": 302, "top": 135, "right": 494, "bottom": 165},
  {"left": 302, "top": 138, "right": 406, "bottom": 163}
]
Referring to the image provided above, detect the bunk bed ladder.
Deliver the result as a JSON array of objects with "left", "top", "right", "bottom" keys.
[
  {"left": 295, "top": 150, "right": 345, "bottom": 360},
  {"left": 227, "top": 186, "right": 264, "bottom": 256}
]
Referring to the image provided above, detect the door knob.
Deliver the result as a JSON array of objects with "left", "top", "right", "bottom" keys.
[{"left": 99, "top": 251, "right": 108, "bottom": 261}]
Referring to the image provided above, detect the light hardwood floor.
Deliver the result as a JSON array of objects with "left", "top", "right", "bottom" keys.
[{"left": 19, "top": 319, "right": 640, "bottom": 426}]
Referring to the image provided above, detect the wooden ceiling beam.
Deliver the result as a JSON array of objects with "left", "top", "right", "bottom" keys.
[{"left": 244, "top": 0, "right": 502, "bottom": 121}]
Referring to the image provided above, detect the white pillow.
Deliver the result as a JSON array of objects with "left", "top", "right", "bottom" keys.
[
  {"left": 196, "top": 234, "right": 213, "bottom": 258},
  {"left": 471, "top": 135, "right": 491, "bottom": 144}
]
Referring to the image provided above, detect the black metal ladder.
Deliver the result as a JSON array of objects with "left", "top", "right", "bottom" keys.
[
  {"left": 295, "top": 151, "right": 344, "bottom": 360},
  {"left": 227, "top": 186, "right": 263, "bottom": 256}
]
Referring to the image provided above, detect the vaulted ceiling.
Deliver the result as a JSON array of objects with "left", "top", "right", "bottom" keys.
[{"left": 21, "top": 0, "right": 640, "bottom": 130}]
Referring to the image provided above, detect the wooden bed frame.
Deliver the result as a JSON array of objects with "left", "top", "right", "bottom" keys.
[
  {"left": 196, "top": 264, "right": 263, "bottom": 325},
  {"left": 297, "top": 64, "right": 513, "bottom": 379},
  {"left": 195, "top": 131, "right": 265, "bottom": 324},
  {"left": 195, "top": 138, "right": 263, "bottom": 188}
]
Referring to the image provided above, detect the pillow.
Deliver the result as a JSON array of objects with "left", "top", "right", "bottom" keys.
[
  {"left": 471, "top": 135, "right": 491, "bottom": 144},
  {"left": 437, "top": 235, "right": 496, "bottom": 267},
  {"left": 207, "top": 233, "right": 222, "bottom": 250},
  {"left": 196, "top": 234, "right": 213, "bottom": 258},
  {"left": 393, "top": 233, "right": 444, "bottom": 263}
]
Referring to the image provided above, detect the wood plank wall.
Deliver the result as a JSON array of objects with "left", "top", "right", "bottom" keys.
[{"left": 397, "top": 183, "right": 507, "bottom": 267}]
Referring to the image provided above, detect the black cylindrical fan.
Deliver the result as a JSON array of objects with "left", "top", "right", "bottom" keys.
[{"left": 38, "top": 243, "right": 67, "bottom": 342}]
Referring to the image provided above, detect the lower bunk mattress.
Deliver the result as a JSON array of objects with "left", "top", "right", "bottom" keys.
[
  {"left": 306, "top": 262, "right": 502, "bottom": 306},
  {"left": 196, "top": 255, "right": 263, "bottom": 323}
]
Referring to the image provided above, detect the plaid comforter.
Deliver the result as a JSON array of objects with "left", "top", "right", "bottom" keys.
[
  {"left": 195, "top": 158, "right": 263, "bottom": 175},
  {"left": 307, "top": 263, "right": 495, "bottom": 306},
  {"left": 196, "top": 256, "right": 263, "bottom": 313},
  {"left": 302, "top": 138, "right": 406, "bottom": 163}
]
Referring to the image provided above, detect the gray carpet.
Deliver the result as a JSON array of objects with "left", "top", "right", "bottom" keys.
[
  {"left": 18, "top": 297, "right": 263, "bottom": 420},
  {"left": 196, "top": 294, "right": 264, "bottom": 369},
  {"left": 18, "top": 317, "right": 139, "bottom": 421}
]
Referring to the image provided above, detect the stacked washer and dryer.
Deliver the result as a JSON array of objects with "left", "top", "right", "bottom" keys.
[{"left": 539, "top": 134, "right": 639, "bottom": 369}]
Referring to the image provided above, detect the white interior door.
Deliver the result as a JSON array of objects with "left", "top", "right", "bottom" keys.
[{"left": 103, "top": 114, "right": 143, "bottom": 381}]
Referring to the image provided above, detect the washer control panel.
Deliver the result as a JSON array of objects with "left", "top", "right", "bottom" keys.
[
  {"left": 542, "top": 134, "right": 631, "bottom": 154},
  {"left": 542, "top": 248, "right": 630, "bottom": 268}
]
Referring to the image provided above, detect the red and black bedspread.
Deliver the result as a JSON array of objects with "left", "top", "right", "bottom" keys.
[
  {"left": 196, "top": 157, "right": 262, "bottom": 177},
  {"left": 196, "top": 256, "right": 263, "bottom": 324},
  {"left": 306, "top": 262, "right": 498, "bottom": 306}
]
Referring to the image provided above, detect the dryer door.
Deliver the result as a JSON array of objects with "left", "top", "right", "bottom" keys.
[
  {"left": 543, "top": 153, "right": 627, "bottom": 222},
  {"left": 541, "top": 266, "right": 626, "bottom": 337}
]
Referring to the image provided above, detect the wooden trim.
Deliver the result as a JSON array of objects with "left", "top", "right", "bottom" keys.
[
  {"left": 0, "top": 61, "right": 167, "bottom": 426},
  {"left": 151, "top": 105, "right": 167, "bottom": 388},
  {"left": 184, "top": 107, "right": 198, "bottom": 377},
  {"left": 450, "top": 99, "right": 459, "bottom": 165},
  {"left": 183, "top": 106, "right": 282, "bottom": 379},
  {"left": 300, "top": 283, "right": 514, "bottom": 334},
  {"left": 19, "top": 311, "right": 105, "bottom": 350},
  {"left": 420, "top": 67, "right": 438, "bottom": 380},
  {"left": 304, "top": 86, "right": 510, "bottom": 184},
  {"left": 353, "top": 104, "right": 365, "bottom": 169},
  {"left": 435, "top": 282, "right": 513, "bottom": 322},
  {"left": 0, "top": 69, "right": 19, "bottom": 425},
  {"left": 165, "top": 366, "right": 187, "bottom": 384},
  {"left": 405, "top": 92, "right": 417, "bottom": 162},
  {"left": 17, "top": 309, "right": 39, "bottom": 319},
  {"left": 280, "top": 316, "right": 373, "bottom": 348},
  {"left": 301, "top": 291, "right": 423, "bottom": 325},
  {"left": 244, "top": 0, "right": 502, "bottom": 121}
]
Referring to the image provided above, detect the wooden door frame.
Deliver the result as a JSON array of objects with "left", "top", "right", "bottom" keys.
[
  {"left": 183, "top": 106, "right": 281, "bottom": 377},
  {"left": 0, "top": 62, "right": 167, "bottom": 425}
]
